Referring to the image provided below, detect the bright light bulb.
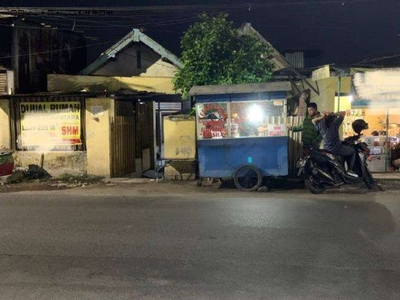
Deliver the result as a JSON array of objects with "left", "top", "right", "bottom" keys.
[{"left": 248, "top": 105, "right": 263, "bottom": 124}]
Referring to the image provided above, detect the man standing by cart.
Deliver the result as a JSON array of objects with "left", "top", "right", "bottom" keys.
[{"left": 288, "top": 94, "right": 322, "bottom": 156}]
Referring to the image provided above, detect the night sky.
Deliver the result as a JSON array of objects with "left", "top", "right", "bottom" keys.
[{"left": 1, "top": 0, "right": 399, "bottom": 67}]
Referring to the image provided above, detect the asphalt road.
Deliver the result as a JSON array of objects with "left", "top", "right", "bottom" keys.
[{"left": 0, "top": 182, "right": 399, "bottom": 299}]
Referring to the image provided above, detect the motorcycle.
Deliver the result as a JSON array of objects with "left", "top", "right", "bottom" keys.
[{"left": 297, "top": 119, "right": 381, "bottom": 194}]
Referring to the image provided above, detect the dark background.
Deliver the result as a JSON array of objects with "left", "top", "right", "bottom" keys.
[{"left": 1, "top": 0, "right": 399, "bottom": 67}]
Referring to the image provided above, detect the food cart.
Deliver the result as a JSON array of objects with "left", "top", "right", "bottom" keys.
[{"left": 189, "top": 82, "right": 292, "bottom": 191}]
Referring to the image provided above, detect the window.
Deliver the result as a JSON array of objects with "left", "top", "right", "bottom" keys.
[
  {"left": 197, "top": 102, "right": 228, "bottom": 139},
  {"left": 196, "top": 100, "right": 287, "bottom": 140}
]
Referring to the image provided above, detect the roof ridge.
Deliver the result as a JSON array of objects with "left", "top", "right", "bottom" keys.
[{"left": 80, "top": 28, "right": 182, "bottom": 75}]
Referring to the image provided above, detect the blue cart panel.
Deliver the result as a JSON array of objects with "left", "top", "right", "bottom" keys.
[{"left": 198, "top": 136, "right": 288, "bottom": 178}]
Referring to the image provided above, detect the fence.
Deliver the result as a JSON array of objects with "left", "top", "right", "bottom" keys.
[{"left": 287, "top": 116, "right": 303, "bottom": 174}]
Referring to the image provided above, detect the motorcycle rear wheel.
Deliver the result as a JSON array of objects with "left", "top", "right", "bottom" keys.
[{"left": 305, "top": 175, "right": 326, "bottom": 194}]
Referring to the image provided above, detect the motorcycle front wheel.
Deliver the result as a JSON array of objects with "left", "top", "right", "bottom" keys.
[
  {"left": 305, "top": 175, "right": 326, "bottom": 194},
  {"left": 363, "top": 167, "right": 384, "bottom": 190},
  {"left": 363, "top": 168, "right": 376, "bottom": 189}
]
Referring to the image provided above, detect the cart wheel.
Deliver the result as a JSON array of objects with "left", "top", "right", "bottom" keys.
[
  {"left": 233, "top": 164, "right": 262, "bottom": 191},
  {"left": 197, "top": 178, "right": 203, "bottom": 187}
]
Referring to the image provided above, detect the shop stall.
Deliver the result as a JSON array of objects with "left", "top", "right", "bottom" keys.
[
  {"left": 335, "top": 101, "right": 400, "bottom": 173},
  {"left": 345, "top": 69, "right": 400, "bottom": 172},
  {"left": 189, "top": 82, "right": 292, "bottom": 190}
]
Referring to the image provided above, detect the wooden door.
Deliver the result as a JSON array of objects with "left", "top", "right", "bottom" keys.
[
  {"left": 111, "top": 100, "right": 136, "bottom": 177},
  {"left": 136, "top": 101, "right": 155, "bottom": 172}
]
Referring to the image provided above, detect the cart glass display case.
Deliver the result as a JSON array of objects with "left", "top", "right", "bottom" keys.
[{"left": 196, "top": 100, "right": 286, "bottom": 140}]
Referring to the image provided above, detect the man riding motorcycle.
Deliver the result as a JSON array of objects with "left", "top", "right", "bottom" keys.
[{"left": 312, "top": 111, "right": 358, "bottom": 177}]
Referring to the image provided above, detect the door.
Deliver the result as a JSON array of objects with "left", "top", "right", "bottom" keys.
[
  {"left": 111, "top": 100, "right": 136, "bottom": 177},
  {"left": 136, "top": 101, "right": 155, "bottom": 172}
]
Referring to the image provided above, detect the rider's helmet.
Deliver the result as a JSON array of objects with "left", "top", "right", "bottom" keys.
[{"left": 352, "top": 119, "right": 369, "bottom": 134}]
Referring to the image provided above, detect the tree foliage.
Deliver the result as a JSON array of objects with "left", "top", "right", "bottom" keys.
[{"left": 173, "top": 13, "right": 275, "bottom": 99}]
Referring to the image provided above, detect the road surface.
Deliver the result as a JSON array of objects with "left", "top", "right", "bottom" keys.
[{"left": 0, "top": 181, "right": 399, "bottom": 299}]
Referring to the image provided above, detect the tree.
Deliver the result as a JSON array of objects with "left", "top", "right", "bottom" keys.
[{"left": 173, "top": 13, "right": 275, "bottom": 99}]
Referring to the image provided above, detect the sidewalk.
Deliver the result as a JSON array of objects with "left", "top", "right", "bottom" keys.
[
  {"left": 0, "top": 172, "right": 398, "bottom": 194},
  {"left": 103, "top": 172, "right": 400, "bottom": 189},
  {"left": 372, "top": 172, "right": 400, "bottom": 181},
  {"left": 371, "top": 172, "right": 400, "bottom": 189}
]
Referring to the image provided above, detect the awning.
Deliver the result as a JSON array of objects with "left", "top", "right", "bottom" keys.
[
  {"left": 351, "top": 99, "right": 400, "bottom": 109},
  {"left": 351, "top": 69, "right": 400, "bottom": 108}
]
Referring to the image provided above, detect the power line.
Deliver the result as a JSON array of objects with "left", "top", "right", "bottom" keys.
[
  {"left": 0, "top": 0, "right": 393, "bottom": 15},
  {"left": 0, "top": 34, "right": 181, "bottom": 73},
  {"left": 0, "top": 39, "right": 120, "bottom": 59},
  {"left": 248, "top": 0, "right": 395, "bottom": 8},
  {"left": 0, "top": 1, "right": 393, "bottom": 33},
  {"left": 17, "top": 15, "right": 199, "bottom": 29},
  {"left": 0, "top": 14, "right": 199, "bottom": 37}
]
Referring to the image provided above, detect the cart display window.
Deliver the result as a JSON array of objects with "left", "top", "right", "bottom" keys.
[
  {"left": 196, "top": 100, "right": 286, "bottom": 140},
  {"left": 197, "top": 103, "right": 228, "bottom": 139},
  {"left": 231, "top": 100, "right": 286, "bottom": 138}
]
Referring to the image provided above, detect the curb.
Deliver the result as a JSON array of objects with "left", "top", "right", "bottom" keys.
[{"left": 102, "top": 178, "right": 153, "bottom": 184}]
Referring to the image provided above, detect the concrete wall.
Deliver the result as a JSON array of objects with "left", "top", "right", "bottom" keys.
[
  {"left": 0, "top": 99, "right": 11, "bottom": 149},
  {"left": 85, "top": 98, "right": 113, "bottom": 178},
  {"left": 140, "top": 59, "right": 178, "bottom": 77},
  {"left": 163, "top": 116, "right": 196, "bottom": 159},
  {"left": 6, "top": 97, "right": 114, "bottom": 178},
  {"left": 13, "top": 151, "right": 87, "bottom": 177},
  {"left": 163, "top": 116, "right": 196, "bottom": 180},
  {"left": 92, "top": 44, "right": 159, "bottom": 77},
  {"left": 309, "top": 76, "right": 351, "bottom": 112},
  {"left": 2, "top": 98, "right": 88, "bottom": 177}
]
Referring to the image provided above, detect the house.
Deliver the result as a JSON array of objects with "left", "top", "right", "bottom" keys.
[
  {"left": 52, "top": 28, "right": 184, "bottom": 177},
  {"left": 0, "top": 16, "right": 86, "bottom": 94},
  {"left": 0, "top": 27, "right": 183, "bottom": 178}
]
